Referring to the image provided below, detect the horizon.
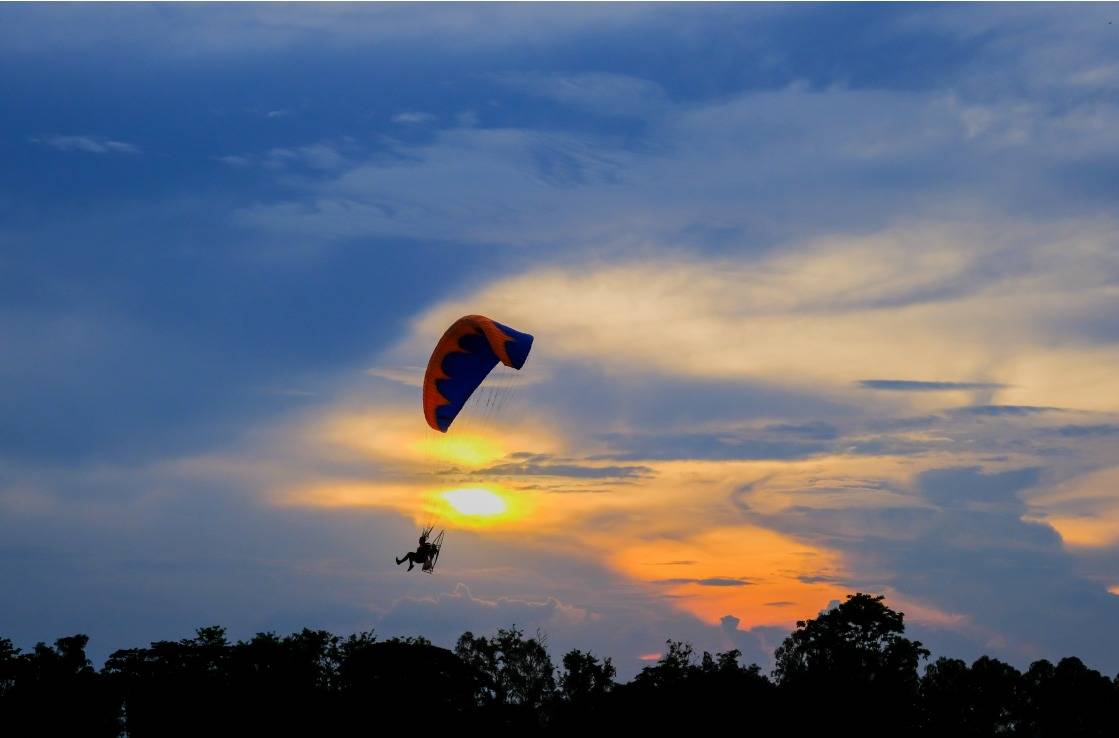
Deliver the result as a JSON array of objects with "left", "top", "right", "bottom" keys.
[{"left": 2, "top": 3, "right": 1118, "bottom": 681}]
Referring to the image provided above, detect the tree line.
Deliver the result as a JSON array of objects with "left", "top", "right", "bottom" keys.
[{"left": 1, "top": 593, "right": 1115, "bottom": 735}]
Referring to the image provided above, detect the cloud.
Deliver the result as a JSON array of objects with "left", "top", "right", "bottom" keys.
[
  {"left": 1056, "top": 424, "right": 1119, "bottom": 438},
  {"left": 475, "top": 454, "right": 652, "bottom": 479},
  {"left": 364, "top": 366, "right": 427, "bottom": 388},
  {"left": 233, "top": 56, "right": 1119, "bottom": 254},
  {"left": 395, "top": 218, "right": 1119, "bottom": 415},
  {"left": 950, "top": 405, "right": 1057, "bottom": 416},
  {"left": 495, "top": 71, "right": 669, "bottom": 117},
  {"left": 739, "top": 464, "right": 1119, "bottom": 669},
  {"left": 613, "top": 525, "right": 849, "bottom": 628},
  {"left": 653, "top": 577, "right": 752, "bottom": 588},
  {"left": 211, "top": 140, "right": 356, "bottom": 173},
  {"left": 31, "top": 135, "right": 140, "bottom": 155},
  {"left": 719, "top": 614, "right": 789, "bottom": 666},
  {"left": 0, "top": 3, "right": 669, "bottom": 58},
  {"left": 214, "top": 154, "right": 251, "bottom": 167},
  {"left": 392, "top": 111, "right": 435, "bottom": 125},
  {"left": 264, "top": 142, "right": 349, "bottom": 172},
  {"left": 916, "top": 466, "right": 1041, "bottom": 507},
  {"left": 859, "top": 380, "right": 1008, "bottom": 391},
  {"left": 380, "top": 582, "right": 592, "bottom": 638},
  {"left": 1025, "top": 465, "right": 1119, "bottom": 549},
  {"left": 763, "top": 422, "right": 840, "bottom": 440},
  {"left": 797, "top": 575, "right": 847, "bottom": 585},
  {"left": 595, "top": 430, "right": 831, "bottom": 462}
]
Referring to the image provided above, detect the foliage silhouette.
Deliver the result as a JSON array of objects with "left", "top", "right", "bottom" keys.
[
  {"left": 1, "top": 591, "right": 1116, "bottom": 735},
  {"left": 558, "top": 648, "right": 615, "bottom": 701},
  {"left": 455, "top": 627, "right": 555, "bottom": 727},
  {"left": 920, "top": 655, "right": 1021, "bottom": 735},
  {"left": 551, "top": 647, "right": 616, "bottom": 728},
  {"left": 1, "top": 634, "right": 119, "bottom": 736},
  {"left": 572, "top": 638, "right": 777, "bottom": 732},
  {"left": 774, "top": 592, "right": 931, "bottom": 730}
]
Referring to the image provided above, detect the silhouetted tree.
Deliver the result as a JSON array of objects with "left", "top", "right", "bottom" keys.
[
  {"left": 919, "top": 657, "right": 976, "bottom": 734},
  {"left": 0, "top": 637, "right": 19, "bottom": 700},
  {"left": 455, "top": 627, "right": 555, "bottom": 727},
  {"left": 775, "top": 592, "right": 930, "bottom": 730},
  {"left": 332, "top": 629, "right": 379, "bottom": 693},
  {"left": 338, "top": 634, "right": 476, "bottom": 730},
  {"left": 3, "top": 634, "right": 118, "bottom": 737},
  {"left": 631, "top": 639, "right": 694, "bottom": 690},
  {"left": 558, "top": 648, "right": 616, "bottom": 702},
  {"left": 226, "top": 629, "right": 340, "bottom": 735},
  {"left": 2, "top": 591, "right": 1117, "bottom": 734},
  {"left": 103, "top": 626, "right": 236, "bottom": 737},
  {"left": 1018, "top": 657, "right": 1117, "bottom": 737},
  {"left": 606, "top": 639, "right": 774, "bottom": 731},
  {"left": 551, "top": 648, "right": 616, "bottom": 728},
  {"left": 919, "top": 656, "right": 1022, "bottom": 735}
]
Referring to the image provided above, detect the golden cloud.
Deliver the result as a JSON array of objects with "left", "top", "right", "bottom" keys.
[{"left": 396, "top": 220, "right": 1119, "bottom": 413}]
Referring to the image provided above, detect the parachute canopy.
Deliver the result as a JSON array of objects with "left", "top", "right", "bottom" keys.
[{"left": 422, "top": 315, "right": 533, "bottom": 433}]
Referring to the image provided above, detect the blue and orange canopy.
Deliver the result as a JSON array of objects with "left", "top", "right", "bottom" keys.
[{"left": 422, "top": 315, "right": 533, "bottom": 432}]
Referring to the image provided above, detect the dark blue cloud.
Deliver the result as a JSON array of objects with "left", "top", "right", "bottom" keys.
[
  {"left": 748, "top": 467, "right": 1119, "bottom": 673},
  {"left": 653, "top": 577, "right": 752, "bottom": 588},
  {"left": 1055, "top": 424, "right": 1119, "bottom": 438},
  {"left": 762, "top": 421, "right": 839, "bottom": 440},
  {"left": 950, "top": 405, "right": 1058, "bottom": 417},
  {"left": 859, "top": 380, "right": 1007, "bottom": 391},
  {"left": 917, "top": 466, "right": 1042, "bottom": 506}
]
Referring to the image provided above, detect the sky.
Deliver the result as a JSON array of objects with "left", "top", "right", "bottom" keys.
[{"left": 2, "top": 3, "right": 1119, "bottom": 678}]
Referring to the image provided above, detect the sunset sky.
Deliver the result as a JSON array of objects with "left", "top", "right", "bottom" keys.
[{"left": 2, "top": 3, "right": 1118, "bottom": 678}]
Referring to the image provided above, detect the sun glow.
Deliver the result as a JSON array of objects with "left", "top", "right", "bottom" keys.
[
  {"left": 442, "top": 487, "right": 509, "bottom": 518},
  {"left": 416, "top": 433, "right": 505, "bottom": 467}
]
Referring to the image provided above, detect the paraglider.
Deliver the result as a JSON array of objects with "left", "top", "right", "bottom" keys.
[
  {"left": 396, "top": 314, "right": 533, "bottom": 573},
  {"left": 422, "top": 315, "right": 534, "bottom": 433}
]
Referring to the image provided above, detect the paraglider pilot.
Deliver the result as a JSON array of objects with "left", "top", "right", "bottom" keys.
[{"left": 396, "top": 532, "right": 437, "bottom": 572}]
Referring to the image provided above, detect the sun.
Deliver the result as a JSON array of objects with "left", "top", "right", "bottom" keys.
[
  {"left": 442, "top": 487, "right": 508, "bottom": 517},
  {"left": 422, "top": 485, "right": 529, "bottom": 530}
]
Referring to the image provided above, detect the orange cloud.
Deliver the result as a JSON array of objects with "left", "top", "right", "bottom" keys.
[
  {"left": 1024, "top": 465, "right": 1119, "bottom": 549},
  {"left": 612, "top": 525, "right": 848, "bottom": 628}
]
